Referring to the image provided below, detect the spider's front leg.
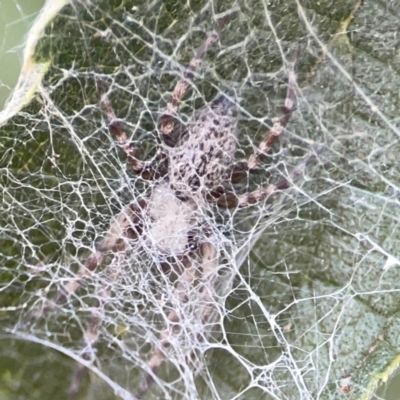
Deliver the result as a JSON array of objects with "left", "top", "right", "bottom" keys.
[
  {"left": 100, "top": 88, "right": 167, "bottom": 180},
  {"left": 159, "top": 17, "right": 229, "bottom": 145}
]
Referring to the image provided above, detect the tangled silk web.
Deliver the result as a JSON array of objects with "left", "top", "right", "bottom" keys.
[{"left": 1, "top": 0, "right": 400, "bottom": 399}]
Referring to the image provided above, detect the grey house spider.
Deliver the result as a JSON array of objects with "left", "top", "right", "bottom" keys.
[{"left": 31, "top": 20, "right": 305, "bottom": 400}]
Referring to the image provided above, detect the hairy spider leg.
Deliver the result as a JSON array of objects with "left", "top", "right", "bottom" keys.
[
  {"left": 159, "top": 20, "right": 227, "bottom": 143},
  {"left": 63, "top": 201, "right": 146, "bottom": 399},
  {"left": 216, "top": 151, "right": 318, "bottom": 209},
  {"left": 248, "top": 64, "right": 297, "bottom": 170},
  {"left": 136, "top": 266, "right": 193, "bottom": 399},
  {"left": 100, "top": 88, "right": 167, "bottom": 180},
  {"left": 229, "top": 60, "right": 298, "bottom": 184},
  {"left": 67, "top": 258, "right": 121, "bottom": 400},
  {"left": 27, "top": 200, "right": 144, "bottom": 324},
  {"left": 136, "top": 242, "right": 219, "bottom": 399},
  {"left": 24, "top": 205, "right": 144, "bottom": 399},
  {"left": 64, "top": 200, "right": 145, "bottom": 298}
]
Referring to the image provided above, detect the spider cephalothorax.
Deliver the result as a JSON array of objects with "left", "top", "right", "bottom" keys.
[
  {"left": 168, "top": 95, "right": 237, "bottom": 194},
  {"left": 30, "top": 22, "right": 302, "bottom": 400}
]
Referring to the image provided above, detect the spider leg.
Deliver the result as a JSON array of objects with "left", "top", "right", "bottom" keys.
[
  {"left": 229, "top": 60, "right": 298, "bottom": 184},
  {"left": 136, "top": 242, "right": 219, "bottom": 399},
  {"left": 248, "top": 64, "right": 297, "bottom": 170},
  {"left": 159, "top": 17, "right": 229, "bottom": 143},
  {"left": 47, "top": 201, "right": 145, "bottom": 399},
  {"left": 216, "top": 152, "right": 317, "bottom": 209},
  {"left": 23, "top": 203, "right": 144, "bottom": 399},
  {"left": 29, "top": 200, "right": 145, "bottom": 322},
  {"left": 100, "top": 88, "right": 167, "bottom": 180},
  {"left": 67, "top": 257, "right": 121, "bottom": 400},
  {"left": 65, "top": 200, "right": 144, "bottom": 298},
  {"left": 136, "top": 257, "right": 195, "bottom": 399},
  {"left": 198, "top": 242, "right": 219, "bottom": 324},
  {"left": 217, "top": 181, "right": 290, "bottom": 209}
]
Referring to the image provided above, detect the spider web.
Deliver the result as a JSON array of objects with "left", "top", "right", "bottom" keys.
[{"left": 1, "top": 0, "right": 400, "bottom": 399}]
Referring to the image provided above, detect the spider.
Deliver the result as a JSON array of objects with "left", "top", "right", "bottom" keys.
[{"left": 30, "top": 20, "right": 306, "bottom": 400}]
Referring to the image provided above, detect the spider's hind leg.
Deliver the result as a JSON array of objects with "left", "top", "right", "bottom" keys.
[
  {"left": 67, "top": 255, "right": 123, "bottom": 400},
  {"left": 136, "top": 241, "right": 219, "bottom": 399},
  {"left": 57, "top": 200, "right": 145, "bottom": 305},
  {"left": 65, "top": 200, "right": 146, "bottom": 400}
]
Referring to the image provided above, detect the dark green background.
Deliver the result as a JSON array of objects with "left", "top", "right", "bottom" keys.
[{"left": 1, "top": 1, "right": 400, "bottom": 399}]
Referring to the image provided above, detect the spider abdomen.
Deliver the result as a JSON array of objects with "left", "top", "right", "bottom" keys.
[{"left": 147, "top": 184, "right": 198, "bottom": 255}]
